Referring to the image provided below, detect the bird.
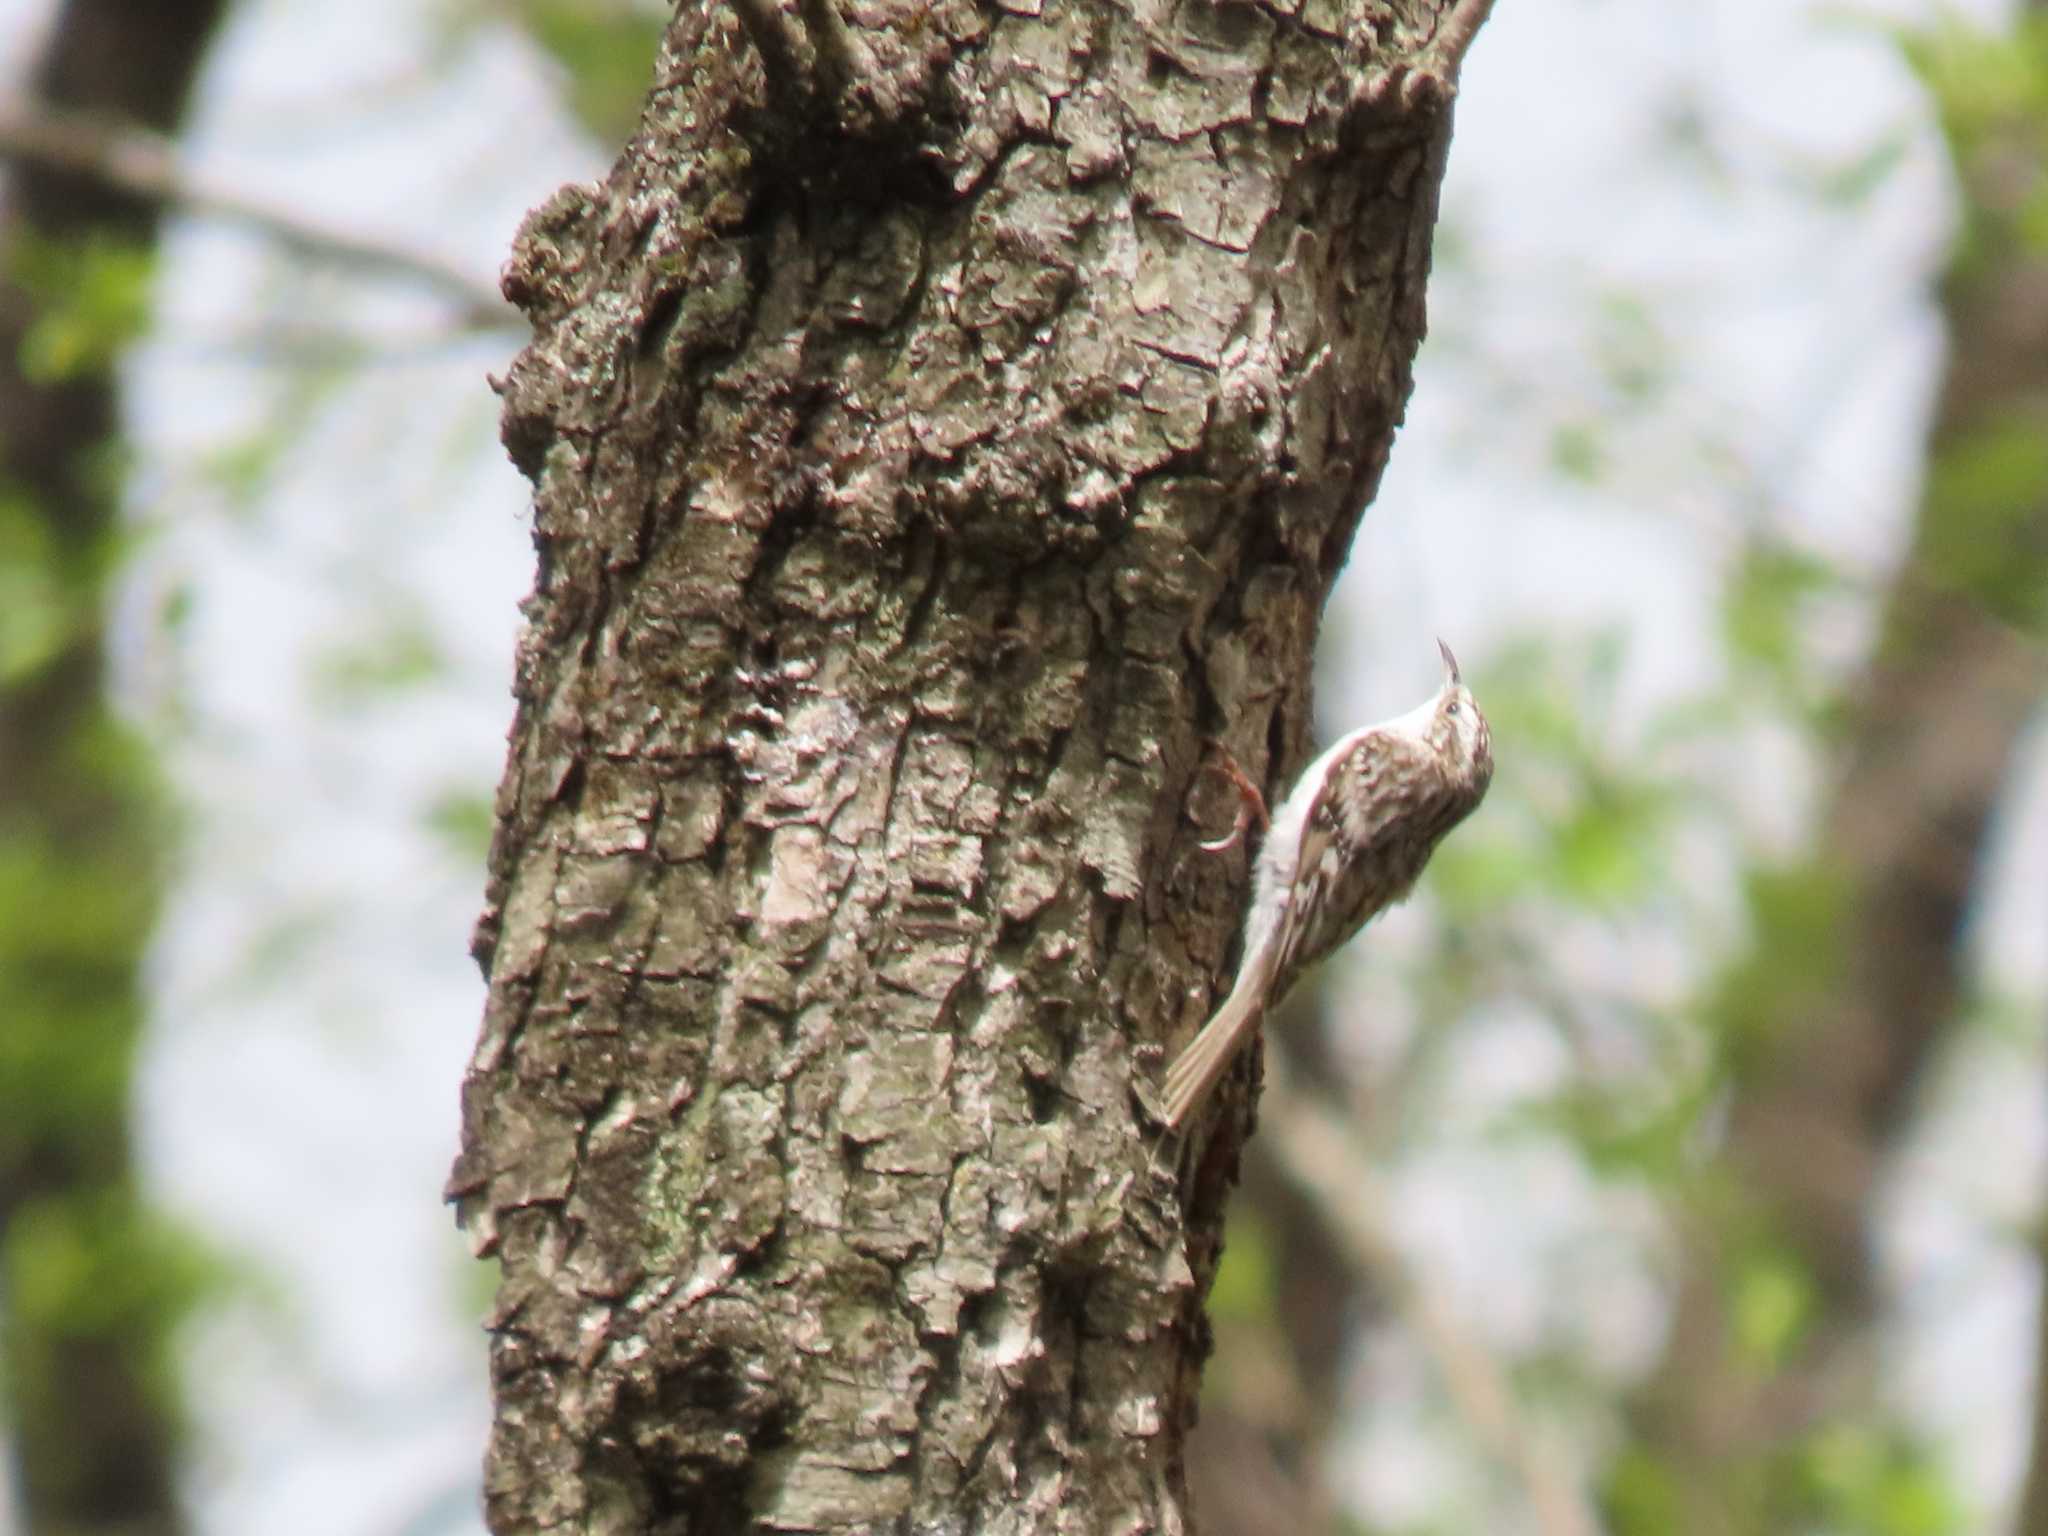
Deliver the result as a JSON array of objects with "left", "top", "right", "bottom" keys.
[{"left": 1161, "top": 640, "right": 1493, "bottom": 1129}]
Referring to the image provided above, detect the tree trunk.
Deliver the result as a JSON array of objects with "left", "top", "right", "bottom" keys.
[
  {"left": 448, "top": 3, "right": 1491, "bottom": 1529},
  {"left": 0, "top": 3, "right": 226, "bottom": 1533}
]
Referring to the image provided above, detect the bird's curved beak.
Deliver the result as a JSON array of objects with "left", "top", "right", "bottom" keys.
[{"left": 1437, "top": 638, "right": 1461, "bottom": 687}]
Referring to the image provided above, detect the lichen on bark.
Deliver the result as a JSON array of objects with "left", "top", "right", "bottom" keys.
[{"left": 449, "top": 2, "right": 1488, "bottom": 1530}]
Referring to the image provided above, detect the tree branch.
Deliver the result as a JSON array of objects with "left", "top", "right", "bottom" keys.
[
  {"left": 729, "top": 0, "right": 809, "bottom": 107},
  {"left": 1421, "top": 0, "right": 1498, "bottom": 87},
  {"left": 0, "top": 93, "right": 512, "bottom": 328},
  {"left": 1259, "top": 1054, "right": 1601, "bottom": 1536}
]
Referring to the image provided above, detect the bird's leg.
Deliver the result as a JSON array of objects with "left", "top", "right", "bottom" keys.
[{"left": 1196, "top": 740, "right": 1270, "bottom": 852}]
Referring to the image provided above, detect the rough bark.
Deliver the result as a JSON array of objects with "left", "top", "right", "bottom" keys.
[
  {"left": 1631, "top": 9, "right": 2048, "bottom": 1527},
  {"left": 447, "top": 2, "right": 1489, "bottom": 1531},
  {"left": 0, "top": 3, "right": 226, "bottom": 1533}
]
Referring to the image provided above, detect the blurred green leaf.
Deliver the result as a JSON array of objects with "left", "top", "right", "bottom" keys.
[
  {"left": 1899, "top": 12, "right": 2048, "bottom": 157},
  {"left": 2, "top": 1186, "right": 227, "bottom": 1428},
  {"left": 5, "top": 1190, "right": 219, "bottom": 1342},
  {"left": 1548, "top": 778, "right": 1670, "bottom": 906},
  {"left": 198, "top": 354, "right": 359, "bottom": 516},
  {"left": 1603, "top": 1444, "right": 1683, "bottom": 1536},
  {"left": 1427, "top": 833, "right": 1550, "bottom": 915},
  {"left": 507, "top": 0, "right": 664, "bottom": 145},
  {"left": 1918, "top": 409, "right": 2048, "bottom": 631},
  {"left": 1593, "top": 289, "right": 1672, "bottom": 408},
  {"left": 231, "top": 902, "right": 339, "bottom": 995},
  {"left": 1800, "top": 1424, "right": 1963, "bottom": 1536},
  {"left": 453, "top": 1249, "right": 504, "bottom": 1325},
  {"left": 1206, "top": 1204, "right": 1279, "bottom": 1325},
  {"left": 9, "top": 236, "right": 154, "bottom": 384},
  {"left": 1722, "top": 537, "right": 1838, "bottom": 695},
  {"left": 1549, "top": 420, "right": 1606, "bottom": 483},
  {"left": 0, "top": 885, "right": 158, "bottom": 1149},
  {"left": 424, "top": 786, "right": 495, "bottom": 864},
  {"left": 1702, "top": 859, "right": 1850, "bottom": 1076},
  {"left": 1729, "top": 1244, "right": 1814, "bottom": 1369},
  {"left": 1899, "top": 12, "right": 2048, "bottom": 287},
  {"left": 1507, "top": 1073, "right": 1708, "bottom": 1185},
  {"left": 1809, "top": 131, "right": 1914, "bottom": 208},
  {"left": 0, "top": 488, "right": 71, "bottom": 686},
  {"left": 0, "top": 707, "right": 167, "bottom": 1156},
  {"left": 310, "top": 614, "right": 446, "bottom": 701}
]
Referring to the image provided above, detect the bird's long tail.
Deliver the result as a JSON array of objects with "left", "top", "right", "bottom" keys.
[{"left": 1161, "top": 946, "right": 1277, "bottom": 1128}]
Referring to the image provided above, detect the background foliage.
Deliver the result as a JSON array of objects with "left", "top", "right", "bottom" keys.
[{"left": 1, "top": 2, "right": 2043, "bottom": 1534}]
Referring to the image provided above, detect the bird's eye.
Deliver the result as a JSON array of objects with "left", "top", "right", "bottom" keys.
[{"left": 1446, "top": 702, "right": 1461, "bottom": 717}]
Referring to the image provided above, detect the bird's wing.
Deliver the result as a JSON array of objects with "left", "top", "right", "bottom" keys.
[
  {"left": 1265, "top": 744, "right": 1346, "bottom": 983},
  {"left": 1336, "top": 727, "right": 1439, "bottom": 841},
  {"left": 1273, "top": 728, "right": 1435, "bottom": 979}
]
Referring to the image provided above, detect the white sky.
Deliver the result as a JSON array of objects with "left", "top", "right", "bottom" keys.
[{"left": 2, "top": 0, "right": 2043, "bottom": 1532}]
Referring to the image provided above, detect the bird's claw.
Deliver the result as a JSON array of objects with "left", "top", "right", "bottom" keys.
[{"left": 1195, "top": 740, "right": 1269, "bottom": 852}]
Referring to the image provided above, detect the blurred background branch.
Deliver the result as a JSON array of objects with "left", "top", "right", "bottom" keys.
[
  {"left": 1262, "top": 1049, "right": 1602, "bottom": 1536},
  {"left": 0, "top": 92, "right": 510, "bottom": 326}
]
